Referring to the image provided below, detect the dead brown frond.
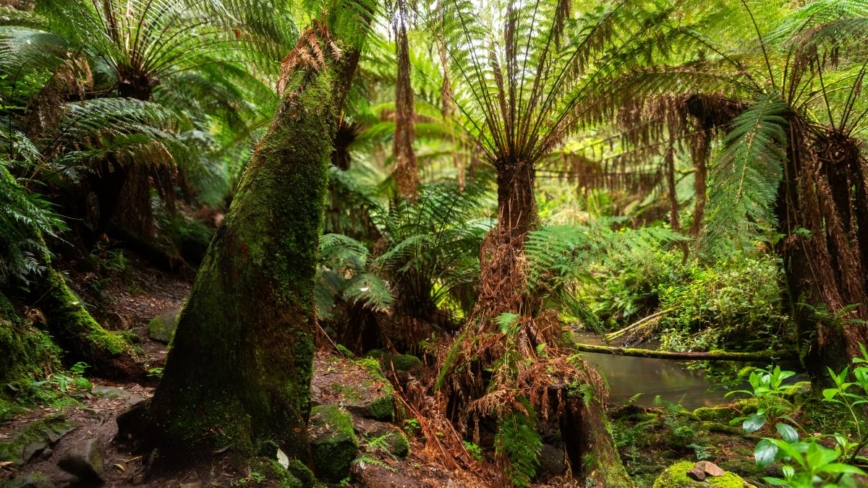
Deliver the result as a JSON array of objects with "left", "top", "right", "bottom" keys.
[{"left": 277, "top": 20, "right": 342, "bottom": 96}]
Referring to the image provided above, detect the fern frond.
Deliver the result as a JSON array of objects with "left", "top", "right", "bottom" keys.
[{"left": 703, "top": 95, "right": 789, "bottom": 253}]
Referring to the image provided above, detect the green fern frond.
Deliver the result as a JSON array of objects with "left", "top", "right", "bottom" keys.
[
  {"left": 343, "top": 272, "right": 394, "bottom": 312},
  {"left": 0, "top": 160, "right": 65, "bottom": 285},
  {"left": 703, "top": 95, "right": 789, "bottom": 253}
]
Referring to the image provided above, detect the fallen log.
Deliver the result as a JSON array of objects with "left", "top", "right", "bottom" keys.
[{"left": 574, "top": 343, "right": 797, "bottom": 361}]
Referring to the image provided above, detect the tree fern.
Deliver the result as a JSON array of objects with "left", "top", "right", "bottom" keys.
[{"left": 703, "top": 95, "right": 789, "bottom": 253}]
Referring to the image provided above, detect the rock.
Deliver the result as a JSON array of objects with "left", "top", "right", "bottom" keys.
[
  {"left": 537, "top": 444, "right": 566, "bottom": 476},
  {"left": 287, "top": 459, "right": 315, "bottom": 488},
  {"left": 0, "top": 417, "right": 76, "bottom": 466},
  {"left": 147, "top": 308, "right": 180, "bottom": 343},
  {"left": 686, "top": 467, "right": 706, "bottom": 481},
  {"left": 309, "top": 404, "right": 358, "bottom": 483},
  {"left": 379, "top": 353, "right": 423, "bottom": 374},
  {"left": 320, "top": 358, "right": 395, "bottom": 421},
  {"left": 697, "top": 461, "right": 726, "bottom": 477},
  {"left": 653, "top": 461, "right": 757, "bottom": 488},
  {"left": 352, "top": 418, "right": 410, "bottom": 459},
  {"left": 57, "top": 438, "right": 104, "bottom": 482},
  {"left": 179, "top": 483, "right": 202, "bottom": 488},
  {"left": 1, "top": 473, "right": 56, "bottom": 488}
]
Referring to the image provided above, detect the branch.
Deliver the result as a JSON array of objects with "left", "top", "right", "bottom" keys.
[{"left": 574, "top": 343, "right": 797, "bottom": 361}]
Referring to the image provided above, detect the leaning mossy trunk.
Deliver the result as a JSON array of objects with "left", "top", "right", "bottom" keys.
[
  {"left": 31, "top": 269, "right": 144, "bottom": 380},
  {"left": 146, "top": 72, "right": 336, "bottom": 460},
  {"left": 143, "top": 17, "right": 369, "bottom": 461}
]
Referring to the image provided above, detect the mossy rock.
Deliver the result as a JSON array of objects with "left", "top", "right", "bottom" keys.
[
  {"left": 653, "top": 461, "right": 757, "bottom": 488},
  {"left": 147, "top": 308, "right": 180, "bottom": 343},
  {"left": 694, "top": 406, "right": 735, "bottom": 423},
  {"left": 379, "top": 353, "right": 422, "bottom": 374},
  {"left": 0, "top": 416, "right": 76, "bottom": 465},
  {"left": 365, "top": 425, "right": 409, "bottom": 459},
  {"left": 309, "top": 404, "right": 358, "bottom": 483},
  {"left": 286, "top": 459, "right": 314, "bottom": 488}
]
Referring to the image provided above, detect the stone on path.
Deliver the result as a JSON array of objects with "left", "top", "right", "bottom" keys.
[
  {"left": 57, "top": 438, "right": 104, "bottom": 483},
  {"left": 147, "top": 308, "right": 180, "bottom": 343},
  {"left": 1, "top": 473, "right": 55, "bottom": 488}
]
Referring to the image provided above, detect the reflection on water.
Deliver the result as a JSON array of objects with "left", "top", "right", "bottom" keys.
[{"left": 575, "top": 333, "right": 731, "bottom": 409}]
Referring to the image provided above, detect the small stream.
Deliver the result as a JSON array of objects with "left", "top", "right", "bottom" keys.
[{"left": 576, "top": 334, "right": 734, "bottom": 409}]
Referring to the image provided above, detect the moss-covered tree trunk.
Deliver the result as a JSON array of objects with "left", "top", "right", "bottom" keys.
[
  {"left": 142, "top": 21, "right": 367, "bottom": 462},
  {"left": 32, "top": 269, "right": 144, "bottom": 380}
]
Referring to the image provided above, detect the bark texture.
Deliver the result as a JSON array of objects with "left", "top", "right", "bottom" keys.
[
  {"left": 778, "top": 122, "right": 868, "bottom": 382},
  {"left": 392, "top": 2, "right": 419, "bottom": 201},
  {"left": 146, "top": 72, "right": 336, "bottom": 459}
]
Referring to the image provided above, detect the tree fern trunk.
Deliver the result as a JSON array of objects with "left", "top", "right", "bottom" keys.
[
  {"left": 439, "top": 159, "right": 633, "bottom": 486},
  {"left": 392, "top": 1, "right": 419, "bottom": 202},
  {"left": 778, "top": 123, "right": 868, "bottom": 383},
  {"left": 138, "top": 21, "right": 368, "bottom": 462}
]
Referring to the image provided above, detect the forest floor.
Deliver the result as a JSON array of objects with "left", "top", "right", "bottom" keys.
[{"left": 2, "top": 249, "right": 863, "bottom": 487}]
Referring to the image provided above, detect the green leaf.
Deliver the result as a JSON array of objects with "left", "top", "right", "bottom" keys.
[
  {"left": 755, "top": 438, "right": 778, "bottom": 467},
  {"left": 497, "top": 313, "right": 521, "bottom": 334},
  {"left": 743, "top": 413, "right": 767, "bottom": 433},
  {"left": 775, "top": 423, "right": 799, "bottom": 443}
]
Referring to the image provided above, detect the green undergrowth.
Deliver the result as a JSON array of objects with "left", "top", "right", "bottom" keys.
[
  {"left": 612, "top": 400, "right": 769, "bottom": 487},
  {"left": 0, "top": 291, "right": 92, "bottom": 419},
  {"left": 611, "top": 374, "right": 867, "bottom": 488}
]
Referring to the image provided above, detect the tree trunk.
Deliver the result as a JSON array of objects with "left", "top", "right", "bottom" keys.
[
  {"left": 438, "top": 159, "right": 633, "bottom": 486},
  {"left": 392, "top": 2, "right": 419, "bottom": 201},
  {"left": 665, "top": 141, "right": 680, "bottom": 232},
  {"left": 573, "top": 342, "right": 797, "bottom": 361},
  {"left": 31, "top": 268, "right": 145, "bottom": 380},
  {"left": 140, "top": 23, "right": 366, "bottom": 461},
  {"left": 777, "top": 122, "right": 868, "bottom": 383}
]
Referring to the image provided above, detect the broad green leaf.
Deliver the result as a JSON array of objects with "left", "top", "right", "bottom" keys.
[
  {"left": 755, "top": 438, "right": 778, "bottom": 467},
  {"left": 775, "top": 423, "right": 799, "bottom": 443},
  {"left": 743, "top": 413, "right": 767, "bottom": 433}
]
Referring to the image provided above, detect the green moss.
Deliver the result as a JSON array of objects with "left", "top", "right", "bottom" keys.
[
  {"left": 652, "top": 461, "right": 757, "bottom": 488},
  {"left": 380, "top": 353, "right": 422, "bottom": 373},
  {"left": 287, "top": 459, "right": 315, "bottom": 488},
  {"left": 386, "top": 430, "right": 409, "bottom": 458},
  {"left": 336, "top": 344, "right": 354, "bottom": 358},
  {"left": 0, "top": 292, "right": 62, "bottom": 414},
  {"left": 364, "top": 394, "right": 395, "bottom": 422},
  {"left": 42, "top": 269, "right": 132, "bottom": 362},
  {"left": 0, "top": 416, "right": 76, "bottom": 465},
  {"left": 309, "top": 404, "right": 358, "bottom": 483},
  {"left": 693, "top": 406, "right": 734, "bottom": 423}
]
